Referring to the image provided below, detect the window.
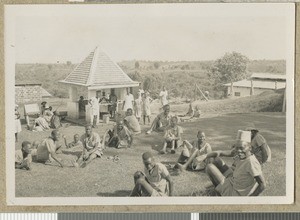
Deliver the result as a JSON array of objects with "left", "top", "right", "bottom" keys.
[{"left": 234, "top": 92, "right": 241, "bottom": 97}]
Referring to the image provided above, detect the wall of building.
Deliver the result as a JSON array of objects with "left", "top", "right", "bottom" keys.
[
  {"left": 227, "top": 87, "right": 271, "bottom": 97},
  {"left": 15, "top": 85, "right": 42, "bottom": 104}
]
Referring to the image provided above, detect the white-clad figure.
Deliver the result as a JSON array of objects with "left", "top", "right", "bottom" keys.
[
  {"left": 89, "top": 92, "right": 100, "bottom": 128},
  {"left": 123, "top": 88, "right": 134, "bottom": 112},
  {"left": 159, "top": 86, "right": 168, "bottom": 106}
]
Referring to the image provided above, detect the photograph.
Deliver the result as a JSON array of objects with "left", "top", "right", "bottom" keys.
[{"left": 4, "top": 3, "right": 295, "bottom": 205}]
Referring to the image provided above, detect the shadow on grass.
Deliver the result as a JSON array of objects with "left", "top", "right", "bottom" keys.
[{"left": 97, "top": 190, "right": 132, "bottom": 197}]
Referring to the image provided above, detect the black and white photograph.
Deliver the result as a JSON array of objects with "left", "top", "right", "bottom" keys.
[{"left": 5, "top": 3, "right": 294, "bottom": 205}]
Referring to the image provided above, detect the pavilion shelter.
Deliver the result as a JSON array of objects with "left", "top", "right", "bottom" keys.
[{"left": 60, "top": 46, "right": 139, "bottom": 123}]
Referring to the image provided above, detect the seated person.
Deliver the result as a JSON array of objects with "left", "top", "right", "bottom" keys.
[
  {"left": 130, "top": 152, "right": 173, "bottom": 197},
  {"left": 193, "top": 106, "right": 201, "bottom": 118},
  {"left": 43, "top": 105, "right": 54, "bottom": 124},
  {"left": 63, "top": 134, "right": 83, "bottom": 149},
  {"left": 50, "top": 111, "right": 62, "bottom": 129},
  {"left": 32, "top": 113, "right": 50, "bottom": 131},
  {"left": 205, "top": 130, "right": 266, "bottom": 196},
  {"left": 78, "top": 125, "right": 103, "bottom": 168},
  {"left": 146, "top": 104, "right": 172, "bottom": 134},
  {"left": 124, "top": 108, "right": 141, "bottom": 134},
  {"left": 15, "top": 141, "right": 33, "bottom": 170},
  {"left": 35, "top": 130, "right": 75, "bottom": 168},
  {"left": 160, "top": 116, "right": 183, "bottom": 154},
  {"left": 246, "top": 125, "right": 271, "bottom": 164},
  {"left": 176, "top": 130, "right": 212, "bottom": 171},
  {"left": 103, "top": 120, "right": 133, "bottom": 149}
]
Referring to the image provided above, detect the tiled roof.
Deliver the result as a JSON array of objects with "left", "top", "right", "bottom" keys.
[
  {"left": 61, "top": 47, "right": 139, "bottom": 88},
  {"left": 250, "top": 73, "right": 286, "bottom": 81},
  {"left": 41, "top": 87, "right": 52, "bottom": 97},
  {"left": 224, "top": 79, "right": 286, "bottom": 89}
]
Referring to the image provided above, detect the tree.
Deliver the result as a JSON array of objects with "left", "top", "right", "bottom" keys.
[
  {"left": 154, "top": 62, "right": 160, "bottom": 69},
  {"left": 208, "top": 52, "right": 249, "bottom": 97},
  {"left": 135, "top": 61, "right": 140, "bottom": 69}
]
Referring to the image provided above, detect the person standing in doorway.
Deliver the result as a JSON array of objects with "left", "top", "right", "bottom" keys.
[
  {"left": 89, "top": 92, "right": 100, "bottom": 128},
  {"left": 123, "top": 88, "right": 134, "bottom": 113}
]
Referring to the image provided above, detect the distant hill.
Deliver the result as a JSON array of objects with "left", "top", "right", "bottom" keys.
[{"left": 15, "top": 59, "right": 285, "bottom": 99}]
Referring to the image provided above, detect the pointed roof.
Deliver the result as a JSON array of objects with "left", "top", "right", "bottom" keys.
[{"left": 60, "top": 47, "right": 139, "bottom": 89}]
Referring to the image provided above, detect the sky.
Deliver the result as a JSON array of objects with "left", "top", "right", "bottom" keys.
[{"left": 6, "top": 4, "right": 294, "bottom": 63}]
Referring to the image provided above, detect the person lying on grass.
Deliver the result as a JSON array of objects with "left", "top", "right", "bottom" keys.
[
  {"left": 160, "top": 116, "right": 183, "bottom": 154},
  {"left": 205, "top": 131, "right": 266, "bottom": 196},
  {"left": 15, "top": 141, "right": 33, "bottom": 170},
  {"left": 77, "top": 125, "right": 103, "bottom": 168},
  {"left": 246, "top": 125, "right": 271, "bottom": 164},
  {"left": 175, "top": 130, "right": 212, "bottom": 171},
  {"left": 130, "top": 152, "right": 173, "bottom": 197},
  {"left": 124, "top": 108, "right": 141, "bottom": 135},
  {"left": 33, "top": 130, "right": 75, "bottom": 168},
  {"left": 103, "top": 120, "right": 133, "bottom": 149},
  {"left": 62, "top": 134, "right": 83, "bottom": 149},
  {"left": 146, "top": 104, "right": 172, "bottom": 134}
]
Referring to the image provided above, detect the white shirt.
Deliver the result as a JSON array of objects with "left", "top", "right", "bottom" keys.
[
  {"left": 159, "top": 90, "right": 168, "bottom": 106},
  {"left": 123, "top": 93, "right": 134, "bottom": 111},
  {"left": 89, "top": 97, "right": 100, "bottom": 116}
]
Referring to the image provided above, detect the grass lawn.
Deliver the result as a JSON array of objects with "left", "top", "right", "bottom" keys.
[{"left": 15, "top": 112, "right": 286, "bottom": 197}]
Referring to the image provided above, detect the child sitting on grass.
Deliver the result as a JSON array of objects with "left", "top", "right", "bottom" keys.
[
  {"left": 15, "top": 141, "right": 33, "bottom": 170},
  {"left": 63, "top": 134, "right": 83, "bottom": 149},
  {"left": 160, "top": 116, "right": 183, "bottom": 154}
]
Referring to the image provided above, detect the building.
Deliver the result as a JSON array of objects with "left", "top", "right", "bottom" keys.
[
  {"left": 60, "top": 46, "right": 139, "bottom": 123},
  {"left": 15, "top": 81, "right": 52, "bottom": 104},
  {"left": 224, "top": 73, "right": 286, "bottom": 97}
]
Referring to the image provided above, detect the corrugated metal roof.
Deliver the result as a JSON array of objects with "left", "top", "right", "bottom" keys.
[
  {"left": 250, "top": 72, "right": 286, "bottom": 80},
  {"left": 61, "top": 46, "right": 138, "bottom": 88},
  {"left": 224, "top": 79, "right": 286, "bottom": 89}
]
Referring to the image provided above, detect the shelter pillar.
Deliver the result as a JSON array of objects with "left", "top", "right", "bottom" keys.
[{"left": 67, "top": 86, "right": 79, "bottom": 119}]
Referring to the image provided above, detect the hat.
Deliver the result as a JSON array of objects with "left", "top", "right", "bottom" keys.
[
  {"left": 236, "top": 130, "right": 251, "bottom": 143},
  {"left": 245, "top": 123, "right": 258, "bottom": 131}
]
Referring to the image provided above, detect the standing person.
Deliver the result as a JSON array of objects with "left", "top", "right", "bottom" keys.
[
  {"left": 109, "top": 89, "right": 118, "bottom": 119},
  {"left": 123, "top": 88, "right": 134, "bottom": 113},
  {"left": 159, "top": 86, "right": 168, "bottom": 106},
  {"left": 15, "top": 104, "right": 22, "bottom": 142},
  {"left": 134, "top": 92, "right": 143, "bottom": 122},
  {"left": 142, "top": 91, "right": 152, "bottom": 125},
  {"left": 89, "top": 92, "right": 100, "bottom": 128},
  {"left": 130, "top": 152, "right": 174, "bottom": 197},
  {"left": 78, "top": 96, "right": 86, "bottom": 118},
  {"left": 78, "top": 125, "right": 103, "bottom": 168}
]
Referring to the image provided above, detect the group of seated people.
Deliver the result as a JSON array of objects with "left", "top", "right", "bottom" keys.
[
  {"left": 29, "top": 102, "right": 62, "bottom": 132},
  {"left": 16, "top": 102, "right": 271, "bottom": 197}
]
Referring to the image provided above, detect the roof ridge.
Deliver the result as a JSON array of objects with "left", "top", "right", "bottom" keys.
[{"left": 87, "top": 46, "right": 99, "bottom": 86}]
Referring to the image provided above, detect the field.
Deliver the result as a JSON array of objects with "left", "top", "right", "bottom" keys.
[{"left": 15, "top": 111, "right": 286, "bottom": 197}]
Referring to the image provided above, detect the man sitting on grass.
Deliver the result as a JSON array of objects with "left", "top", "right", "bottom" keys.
[
  {"left": 15, "top": 141, "right": 33, "bottom": 170},
  {"left": 124, "top": 108, "right": 141, "bottom": 134},
  {"left": 78, "top": 125, "right": 103, "bottom": 168},
  {"left": 160, "top": 116, "right": 183, "bottom": 154},
  {"left": 146, "top": 104, "right": 172, "bottom": 134},
  {"left": 205, "top": 130, "right": 266, "bottom": 196},
  {"left": 103, "top": 120, "right": 133, "bottom": 148},
  {"left": 130, "top": 152, "right": 173, "bottom": 197},
  {"left": 176, "top": 130, "right": 212, "bottom": 171}
]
